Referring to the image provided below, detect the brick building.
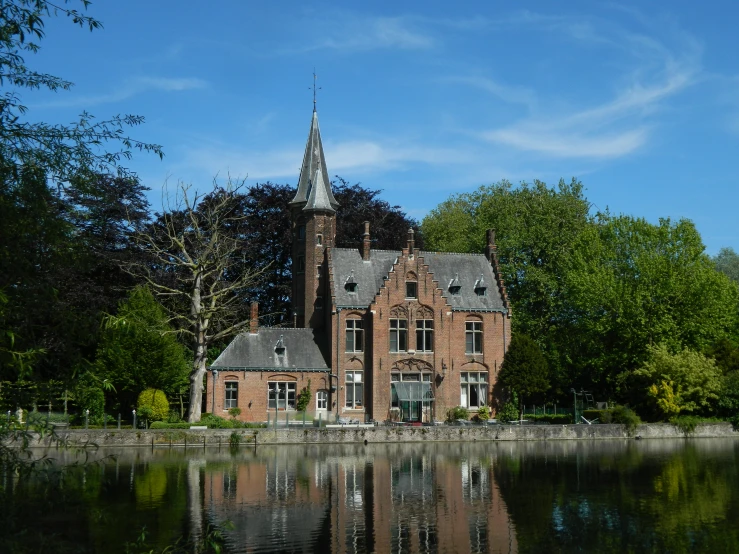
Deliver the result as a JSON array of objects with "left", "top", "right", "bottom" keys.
[{"left": 207, "top": 108, "right": 511, "bottom": 423}]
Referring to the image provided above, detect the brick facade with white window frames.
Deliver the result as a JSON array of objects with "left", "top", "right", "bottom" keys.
[{"left": 207, "top": 108, "right": 511, "bottom": 423}]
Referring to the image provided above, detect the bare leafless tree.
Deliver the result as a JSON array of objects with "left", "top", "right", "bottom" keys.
[{"left": 129, "top": 178, "right": 265, "bottom": 422}]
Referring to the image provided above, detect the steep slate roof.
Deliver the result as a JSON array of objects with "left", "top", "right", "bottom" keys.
[
  {"left": 289, "top": 110, "right": 338, "bottom": 211},
  {"left": 331, "top": 248, "right": 507, "bottom": 312},
  {"left": 210, "top": 328, "right": 330, "bottom": 371},
  {"left": 331, "top": 248, "right": 399, "bottom": 307}
]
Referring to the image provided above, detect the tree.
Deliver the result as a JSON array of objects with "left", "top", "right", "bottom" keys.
[
  {"left": 0, "top": 0, "right": 162, "bottom": 182},
  {"left": 498, "top": 334, "right": 550, "bottom": 406},
  {"left": 560, "top": 216, "right": 739, "bottom": 403},
  {"left": 333, "top": 178, "right": 423, "bottom": 250},
  {"left": 130, "top": 180, "right": 265, "bottom": 422},
  {"left": 634, "top": 344, "right": 722, "bottom": 419},
  {"left": 226, "top": 179, "right": 422, "bottom": 326},
  {"left": 422, "top": 179, "right": 591, "bottom": 391},
  {"left": 95, "top": 286, "right": 188, "bottom": 411},
  {"left": 714, "top": 247, "right": 739, "bottom": 284}
]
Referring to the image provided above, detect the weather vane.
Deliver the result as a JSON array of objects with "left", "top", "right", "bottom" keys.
[{"left": 310, "top": 70, "right": 321, "bottom": 111}]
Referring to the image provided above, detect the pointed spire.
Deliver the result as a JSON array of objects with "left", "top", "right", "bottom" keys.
[{"left": 290, "top": 110, "right": 338, "bottom": 212}]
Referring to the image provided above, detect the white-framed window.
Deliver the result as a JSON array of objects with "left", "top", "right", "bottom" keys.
[
  {"left": 268, "top": 382, "right": 296, "bottom": 410},
  {"left": 346, "top": 319, "right": 364, "bottom": 352},
  {"left": 390, "top": 373, "right": 432, "bottom": 408},
  {"left": 465, "top": 321, "right": 483, "bottom": 354},
  {"left": 390, "top": 319, "right": 408, "bottom": 352},
  {"left": 316, "top": 234, "right": 323, "bottom": 245},
  {"left": 416, "top": 319, "right": 433, "bottom": 352},
  {"left": 345, "top": 371, "right": 363, "bottom": 409},
  {"left": 316, "top": 390, "right": 328, "bottom": 410},
  {"left": 460, "top": 372, "right": 488, "bottom": 409},
  {"left": 225, "top": 382, "right": 238, "bottom": 409}
]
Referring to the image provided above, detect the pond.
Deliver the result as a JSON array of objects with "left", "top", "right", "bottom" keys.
[{"left": 3, "top": 438, "right": 739, "bottom": 553}]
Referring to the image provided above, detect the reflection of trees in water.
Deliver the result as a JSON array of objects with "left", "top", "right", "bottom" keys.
[{"left": 494, "top": 439, "right": 739, "bottom": 553}]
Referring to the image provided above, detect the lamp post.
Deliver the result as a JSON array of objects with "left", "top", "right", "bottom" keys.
[
  {"left": 210, "top": 369, "right": 219, "bottom": 414},
  {"left": 85, "top": 409, "right": 89, "bottom": 430},
  {"left": 132, "top": 409, "right": 137, "bottom": 430}
]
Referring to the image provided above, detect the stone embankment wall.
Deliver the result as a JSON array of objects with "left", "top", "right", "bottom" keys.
[{"left": 24, "top": 422, "right": 738, "bottom": 448}]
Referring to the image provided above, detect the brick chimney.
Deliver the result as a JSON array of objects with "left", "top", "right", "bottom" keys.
[
  {"left": 485, "top": 229, "right": 496, "bottom": 262},
  {"left": 250, "top": 302, "right": 258, "bottom": 333},
  {"left": 407, "top": 228, "right": 415, "bottom": 253},
  {"left": 362, "top": 221, "right": 371, "bottom": 261}
]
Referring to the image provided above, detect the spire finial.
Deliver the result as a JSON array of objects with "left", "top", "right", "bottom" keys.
[{"left": 310, "top": 69, "right": 321, "bottom": 112}]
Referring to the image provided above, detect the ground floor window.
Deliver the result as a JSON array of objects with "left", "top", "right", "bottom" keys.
[
  {"left": 268, "top": 382, "right": 296, "bottom": 410},
  {"left": 316, "top": 390, "right": 328, "bottom": 410},
  {"left": 345, "top": 371, "right": 363, "bottom": 409},
  {"left": 225, "top": 382, "right": 238, "bottom": 409},
  {"left": 460, "top": 372, "right": 488, "bottom": 409}
]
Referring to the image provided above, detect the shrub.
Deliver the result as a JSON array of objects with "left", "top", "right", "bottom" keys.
[
  {"left": 527, "top": 414, "right": 573, "bottom": 424},
  {"left": 199, "top": 414, "right": 234, "bottom": 429},
  {"left": 446, "top": 406, "right": 469, "bottom": 422},
  {"left": 150, "top": 421, "right": 192, "bottom": 429},
  {"left": 671, "top": 415, "right": 702, "bottom": 435},
  {"left": 137, "top": 389, "right": 169, "bottom": 421},
  {"left": 610, "top": 405, "right": 642, "bottom": 434},
  {"left": 476, "top": 406, "right": 491, "bottom": 421},
  {"left": 296, "top": 379, "right": 311, "bottom": 412},
  {"left": 228, "top": 407, "right": 242, "bottom": 419},
  {"left": 166, "top": 410, "right": 181, "bottom": 423},
  {"left": 497, "top": 391, "right": 519, "bottom": 423}
]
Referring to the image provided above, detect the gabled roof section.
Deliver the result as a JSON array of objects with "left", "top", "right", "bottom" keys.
[
  {"left": 210, "top": 328, "right": 330, "bottom": 371},
  {"left": 329, "top": 248, "right": 508, "bottom": 312},
  {"left": 289, "top": 110, "right": 338, "bottom": 212},
  {"left": 421, "top": 252, "right": 506, "bottom": 312},
  {"left": 331, "top": 248, "right": 400, "bottom": 307}
]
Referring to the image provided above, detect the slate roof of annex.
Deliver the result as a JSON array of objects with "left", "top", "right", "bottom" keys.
[
  {"left": 331, "top": 248, "right": 507, "bottom": 312},
  {"left": 210, "top": 328, "right": 330, "bottom": 371}
]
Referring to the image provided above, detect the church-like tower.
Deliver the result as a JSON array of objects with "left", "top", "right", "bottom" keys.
[{"left": 289, "top": 108, "right": 339, "bottom": 329}]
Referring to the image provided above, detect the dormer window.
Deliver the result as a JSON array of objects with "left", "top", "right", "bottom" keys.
[
  {"left": 448, "top": 273, "right": 461, "bottom": 296},
  {"left": 345, "top": 270, "right": 358, "bottom": 294},
  {"left": 274, "top": 335, "right": 286, "bottom": 356},
  {"left": 474, "top": 275, "right": 486, "bottom": 297}
]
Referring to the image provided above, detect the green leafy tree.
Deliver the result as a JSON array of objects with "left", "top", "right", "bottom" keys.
[
  {"left": 634, "top": 344, "right": 723, "bottom": 419},
  {"left": 714, "top": 247, "right": 739, "bottom": 284},
  {"left": 705, "top": 337, "right": 739, "bottom": 374},
  {"left": 95, "top": 287, "right": 188, "bottom": 410},
  {"left": 296, "top": 379, "right": 311, "bottom": 412},
  {"left": 422, "top": 179, "right": 590, "bottom": 392},
  {"left": 498, "top": 334, "right": 550, "bottom": 407},
  {"left": 561, "top": 215, "right": 739, "bottom": 402},
  {"left": 717, "top": 371, "right": 739, "bottom": 419},
  {"left": 0, "top": 0, "right": 162, "bottom": 182}
]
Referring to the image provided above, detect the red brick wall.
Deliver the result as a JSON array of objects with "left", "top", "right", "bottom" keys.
[{"left": 205, "top": 370, "right": 331, "bottom": 422}]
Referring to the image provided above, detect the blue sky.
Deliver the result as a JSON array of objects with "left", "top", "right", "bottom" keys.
[{"left": 26, "top": 1, "right": 739, "bottom": 253}]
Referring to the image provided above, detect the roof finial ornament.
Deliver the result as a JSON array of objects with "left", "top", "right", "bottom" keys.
[{"left": 310, "top": 69, "right": 321, "bottom": 112}]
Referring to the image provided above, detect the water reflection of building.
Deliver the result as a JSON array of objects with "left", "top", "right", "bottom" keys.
[{"left": 197, "top": 445, "right": 517, "bottom": 553}]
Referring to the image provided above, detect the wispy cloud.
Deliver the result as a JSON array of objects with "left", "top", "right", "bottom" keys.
[
  {"left": 179, "top": 137, "right": 472, "bottom": 181},
  {"left": 443, "top": 76, "right": 537, "bottom": 109},
  {"left": 36, "top": 76, "right": 207, "bottom": 108},
  {"left": 285, "top": 15, "right": 433, "bottom": 54},
  {"left": 470, "top": 11, "right": 700, "bottom": 159}
]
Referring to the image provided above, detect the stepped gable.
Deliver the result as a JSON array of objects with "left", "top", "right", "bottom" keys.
[
  {"left": 210, "top": 328, "right": 330, "bottom": 371},
  {"left": 329, "top": 247, "right": 507, "bottom": 312}
]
